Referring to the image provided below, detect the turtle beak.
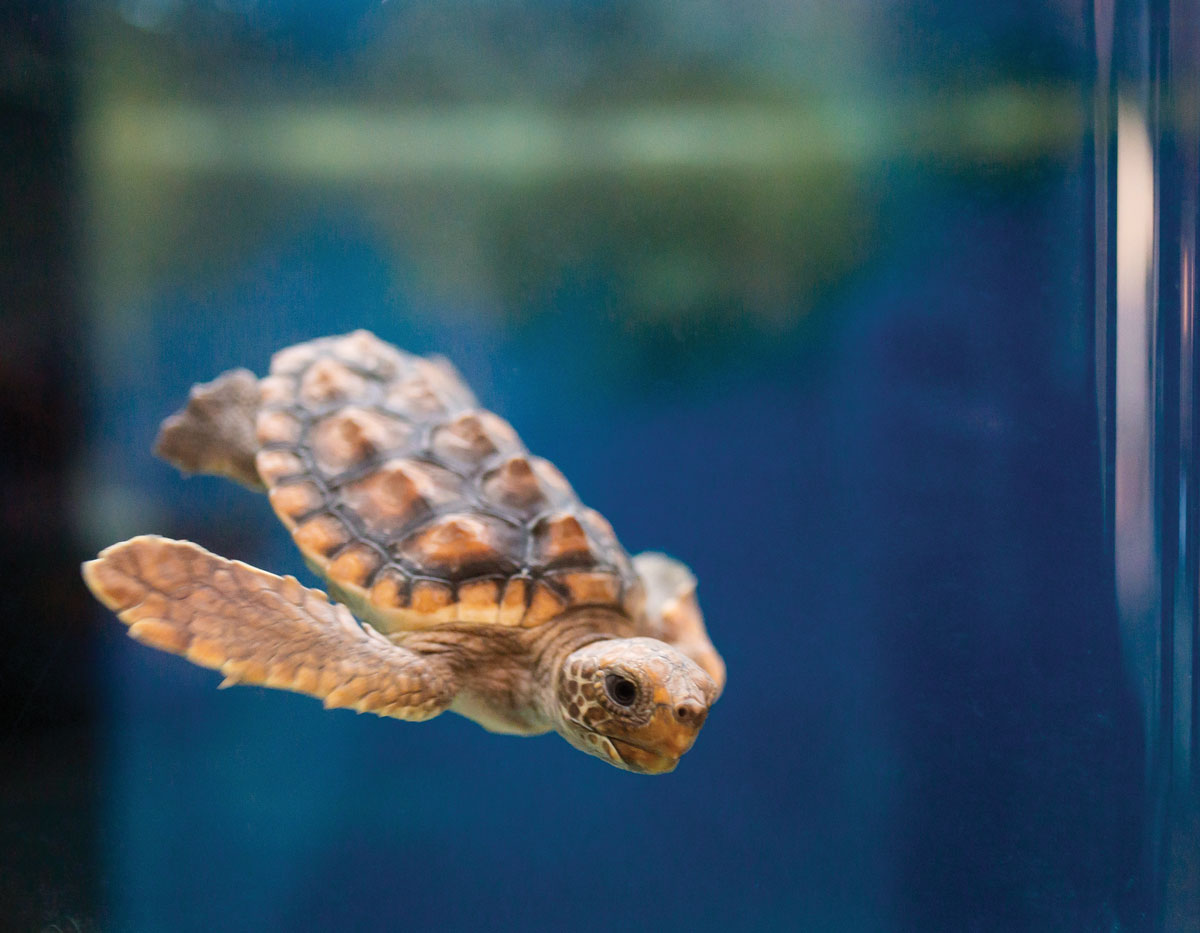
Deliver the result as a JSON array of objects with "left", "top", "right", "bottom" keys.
[
  {"left": 611, "top": 739, "right": 679, "bottom": 774},
  {"left": 610, "top": 701, "right": 708, "bottom": 774}
]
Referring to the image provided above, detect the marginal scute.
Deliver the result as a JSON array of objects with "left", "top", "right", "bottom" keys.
[
  {"left": 431, "top": 411, "right": 521, "bottom": 470},
  {"left": 308, "top": 407, "right": 412, "bottom": 476},
  {"left": 341, "top": 459, "right": 460, "bottom": 537},
  {"left": 269, "top": 481, "right": 324, "bottom": 522},
  {"left": 300, "top": 358, "right": 370, "bottom": 407},
  {"left": 370, "top": 566, "right": 408, "bottom": 609},
  {"left": 456, "top": 579, "right": 501, "bottom": 623},
  {"left": 327, "top": 543, "right": 383, "bottom": 589},
  {"left": 399, "top": 514, "right": 519, "bottom": 579},
  {"left": 259, "top": 375, "right": 296, "bottom": 406},
  {"left": 580, "top": 507, "right": 619, "bottom": 548},
  {"left": 256, "top": 449, "right": 305, "bottom": 485},
  {"left": 410, "top": 579, "right": 454, "bottom": 615},
  {"left": 421, "top": 357, "right": 477, "bottom": 410},
  {"left": 256, "top": 410, "right": 302, "bottom": 446},
  {"left": 531, "top": 457, "right": 574, "bottom": 500},
  {"left": 524, "top": 581, "right": 567, "bottom": 627},
  {"left": 332, "top": 330, "right": 404, "bottom": 379},
  {"left": 556, "top": 570, "right": 621, "bottom": 606},
  {"left": 270, "top": 342, "right": 322, "bottom": 376},
  {"left": 498, "top": 577, "right": 528, "bottom": 626},
  {"left": 293, "top": 513, "right": 351, "bottom": 558}
]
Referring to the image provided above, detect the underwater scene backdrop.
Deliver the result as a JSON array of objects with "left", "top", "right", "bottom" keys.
[{"left": 2, "top": 0, "right": 1196, "bottom": 930}]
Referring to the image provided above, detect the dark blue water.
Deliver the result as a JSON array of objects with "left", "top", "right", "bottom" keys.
[
  {"left": 4, "top": 1, "right": 1196, "bottom": 931},
  {"left": 91, "top": 173, "right": 1134, "bottom": 931}
]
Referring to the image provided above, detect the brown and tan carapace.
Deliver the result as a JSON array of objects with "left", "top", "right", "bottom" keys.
[{"left": 83, "top": 331, "right": 724, "bottom": 773}]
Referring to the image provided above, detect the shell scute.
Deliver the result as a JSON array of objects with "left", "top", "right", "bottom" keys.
[
  {"left": 409, "top": 579, "right": 454, "bottom": 616},
  {"left": 525, "top": 581, "right": 568, "bottom": 627},
  {"left": 530, "top": 458, "right": 574, "bottom": 501},
  {"left": 254, "top": 332, "right": 640, "bottom": 631},
  {"left": 456, "top": 579, "right": 502, "bottom": 623},
  {"left": 341, "top": 459, "right": 461, "bottom": 538},
  {"left": 331, "top": 330, "right": 406, "bottom": 379},
  {"left": 270, "top": 342, "right": 322, "bottom": 376},
  {"left": 300, "top": 358, "right": 371, "bottom": 407},
  {"left": 421, "top": 357, "right": 477, "bottom": 410},
  {"left": 369, "top": 566, "right": 409, "bottom": 610},
  {"left": 579, "top": 507, "right": 619, "bottom": 548},
  {"left": 293, "top": 513, "right": 351, "bottom": 559},
  {"left": 269, "top": 481, "right": 324, "bottom": 522},
  {"left": 385, "top": 374, "right": 447, "bottom": 419},
  {"left": 481, "top": 455, "right": 568, "bottom": 518},
  {"left": 259, "top": 375, "right": 296, "bottom": 406},
  {"left": 256, "top": 449, "right": 305, "bottom": 485},
  {"left": 327, "top": 543, "right": 383, "bottom": 589},
  {"left": 309, "top": 407, "right": 412, "bottom": 477},
  {"left": 256, "top": 410, "right": 302, "bottom": 446},
  {"left": 398, "top": 513, "right": 520, "bottom": 580},
  {"left": 497, "top": 576, "right": 529, "bottom": 626},
  {"left": 431, "top": 411, "right": 521, "bottom": 470},
  {"left": 555, "top": 570, "right": 622, "bottom": 606},
  {"left": 534, "top": 512, "right": 599, "bottom": 568}
]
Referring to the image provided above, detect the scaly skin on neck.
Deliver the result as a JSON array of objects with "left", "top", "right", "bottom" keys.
[
  {"left": 398, "top": 609, "right": 714, "bottom": 772},
  {"left": 396, "top": 610, "right": 626, "bottom": 737},
  {"left": 528, "top": 608, "right": 635, "bottom": 709}
]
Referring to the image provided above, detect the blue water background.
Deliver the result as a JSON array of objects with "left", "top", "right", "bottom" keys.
[{"left": 84, "top": 3, "right": 1148, "bottom": 931}]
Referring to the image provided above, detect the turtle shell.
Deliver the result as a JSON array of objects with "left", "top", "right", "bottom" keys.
[{"left": 254, "top": 330, "right": 643, "bottom": 631}]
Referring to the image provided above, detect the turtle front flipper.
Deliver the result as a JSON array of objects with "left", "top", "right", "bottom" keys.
[
  {"left": 632, "top": 552, "right": 726, "bottom": 698},
  {"left": 82, "top": 535, "right": 458, "bottom": 721},
  {"left": 155, "top": 368, "right": 264, "bottom": 490}
]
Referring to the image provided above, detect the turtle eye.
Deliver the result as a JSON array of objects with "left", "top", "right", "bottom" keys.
[{"left": 604, "top": 673, "right": 638, "bottom": 707}]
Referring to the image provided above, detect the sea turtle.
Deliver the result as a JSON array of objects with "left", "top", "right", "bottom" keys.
[{"left": 83, "top": 330, "right": 724, "bottom": 774}]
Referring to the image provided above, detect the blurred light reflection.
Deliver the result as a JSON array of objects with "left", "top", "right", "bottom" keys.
[{"left": 1114, "top": 101, "right": 1158, "bottom": 706}]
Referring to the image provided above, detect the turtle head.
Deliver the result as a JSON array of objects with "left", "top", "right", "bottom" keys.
[{"left": 554, "top": 637, "right": 717, "bottom": 774}]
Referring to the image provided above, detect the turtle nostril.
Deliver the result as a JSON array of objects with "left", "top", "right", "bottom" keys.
[{"left": 675, "top": 703, "right": 706, "bottom": 724}]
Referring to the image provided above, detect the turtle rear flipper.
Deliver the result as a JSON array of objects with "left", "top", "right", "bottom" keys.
[
  {"left": 82, "top": 535, "right": 457, "bottom": 720},
  {"left": 154, "top": 368, "right": 264, "bottom": 490}
]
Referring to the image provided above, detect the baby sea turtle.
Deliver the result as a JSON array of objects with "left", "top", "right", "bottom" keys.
[{"left": 83, "top": 331, "right": 724, "bottom": 773}]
